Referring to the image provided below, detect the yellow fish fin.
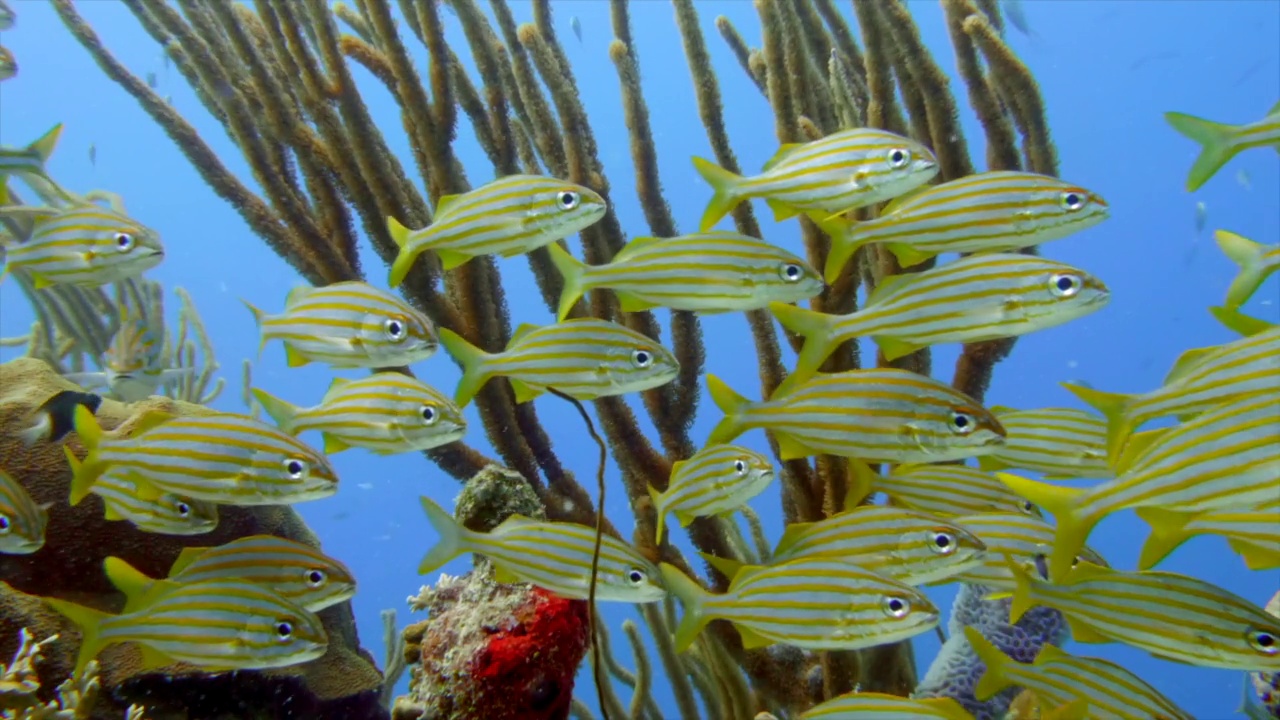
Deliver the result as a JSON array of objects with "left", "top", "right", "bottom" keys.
[
  {"left": 1059, "top": 382, "right": 1133, "bottom": 463},
  {"left": 1163, "top": 344, "right": 1217, "bottom": 385},
  {"left": 843, "top": 458, "right": 880, "bottom": 509},
  {"left": 774, "top": 431, "right": 817, "bottom": 461},
  {"left": 508, "top": 378, "right": 543, "bottom": 403},
  {"left": 131, "top": 410, "right": 176, "bottom": 435},
  {"left": 41, "top": 598, "right": 109, "bottom": 676},
  {"left": 386, "top": 216, "right": 413, "bottom": 248},
  {"left": 697, "top": 552, "right": 745, "bottom": 581},
  {"left": 1110, "top": 426, "right": 1166, "bottom": 475},
  {"left": 438, "top": 328, "right": 492, "bottom": 408},
  {"left": 1231, "top": 539, "right": 1280, "bottom": 571},
  {"left": 883, "top": 242, "right": 935, "bottom": 269},
  {"left": 547, "top": 242, "right": 589, "bottom": 322},
  {"left": 1042, "top": 698, "right": 1090, "bottom": 720},
  {"left": 168, "top": 546, "right": 212, "bottom": 577},
  {"left": 648, "top": 485, "right": 667, "bottom": 543},
  {"left": 765, "top": 198, "right": 800, "bottom": 223},
  {"left": 103, "top": 556, "right": 162, "bottom": 614},
  {"left": 1065, "top": 616, "right": 1111, "bottom": 644},
  {"left": 1163, "top": 111, "right": 1241, "bottom": 191},
  {"left": 492, "top": 563, "right": 522, "bottom": 585},
  {"left": 323, "top": 433, "right": 352, "bottom": 454},
  {"left": 436, "top": 193, "right": 461, "bottom": 215},
  {"left": 1133, "top": 505, "right": 1195, "bottom": 570},
  {"left": 31, "top": 272, "right": 55, "bottom": 289},
  {"left": 962, "top": 626, "right": 1013, "bottom": 701},
  {"left": 705, "top": 374, "right": 752, "bottom": 445},
  {"left": 283, "top": 285, "right": 311, "bottom": 308},
  {"left": 975, "top": 454, "right": 1008, "bottom": 473},
  {"left": 762, "top": 144, "right": 801, "bottom": 170},
  {"left": 772, "top": 520, "right": 815, "bottom": 557},
  {"left": 102, "top": 503, "right": 124, "bottom": 521},
  {"left": 691, "top": 157, "right": 745, "bottom": 232},
  {"left": 437, "top": 249, "right": 471, "bottom": 271},
  {"left": 865, "top": 273, "right": 915, "bottom": 307},
  {"left": 612, "top": 235, "right": 663, "bottom": 262},
  {"left": 993, "top": 473, "right": 1093, "bottom": 581},
  {"left": 417, "top": 495, "right": 467, "bottom": 575},
  {"left": 736, "top": 625, "right": 775, "bottom": 649},
  {"left": 1215, "top": 229, "right": 1272, "bottom": 309},
  {"left": 615, "top": 290, "right": 657, "bottom": 313},
  {"left": 873, "top": 335, "right": 922, "bottom": 362},
  {"left": 1209, "top": 305, "right": 1273, "bottom": 337},
  {"left": 283, "top": 343, "right": 311, "bottom": 368},
  {"left": 131, "top": 475, "right": 165, "bottom": 503},
  {"left": 136, "top": 645, "right": 175, "bottom": 672},
  {"left": 673, "top": 508, "right": 697, "bottom": 528},
  {"left": 660, "top": 563, "right": 714, "bottom": 653},
  {"left": 508, "top": 323, "right": 540, "bottom": 348}
]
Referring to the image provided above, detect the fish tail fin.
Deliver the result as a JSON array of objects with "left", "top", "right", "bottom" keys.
[
  {"left": 697, "top": 551, "right": 745, "bottom": 581},
  {"left": 1164, "top": 111, "right": 1240, "bottom": 191},
  {"left": 705, "top": 374, "right": 750, "bottom": 445},
  {"left": 546, "top": 242, "right": 589, "bottom": 322},
  {"left": 67, "top": 406, "right": 109, "bottom": 506},
  {"left": 768, "top": 301, "right": 838, "bottom": 388},
  {"left": 1134, "top": 506, "right": 1194, "bottom": 570},
  {"left": 241, "top": 299, "right": 268, "bottom": 358},
  {"left": 29, "top": 123, "right": 65, "bottom": 164},
  {"left": 250, "top": 388, "right": 300, "bottom": 434},
  {"left": 386, "top": 217, "right": 417, "bottom": 288},
  {"left": 962, "top": 626, "right": 1014, "bottom": 701},
  {"left": 659, "top": 563, "right": 713, "bottom": 653},
  {"left": 992, "top": 472, "right": 1092, "bottom": 581},
  {"left": 843, "top": 457, "right": 880, "bottom": 509},
  {"left": 647, "top": 484, "right": 667, "bottom": 544},
  {"left": 438, "top": 328, "right": 492, "bottom": 408},
  {"left": 818, "top": 217, "right": 866, "bottom": 284},
  {"left": 1004, "top": 554, "right": 1043, "bottom": 624},
  {"left": 103, "top": 556, "right": 160, "bottom": 615},
  {"left": 1215, "top": 230, "right": 1269, "bottom": 308},
  {"left": 417, "top": 495, "right": 466, "bottom": 574},
  {"left": 1209, "top": 306, "right": 1273, "bottom": 337},
  {"left": 691, "top": 156, "right": 744, "bottom": 232},
  {"left": 1059, "top": 382, "right": 1133, "bottom": 460},
  {"left": 43, "top": 597, "right": 110, "bottom": 677}
]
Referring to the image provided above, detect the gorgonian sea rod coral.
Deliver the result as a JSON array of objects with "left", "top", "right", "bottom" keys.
[{"left": 48, "top": 0, "right": 1072, "bottom": 716}]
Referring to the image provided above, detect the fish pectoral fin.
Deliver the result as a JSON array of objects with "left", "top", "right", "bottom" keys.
[
  {"left": 491, "top": 564, "right": 522, "bottom": 585},
  {"left": 135, "top": 644, "right": 175, "bottom": 672},
  {"left": 615, "top": 291, "right": 657, "bottom": 313},
  {"left": 81, "top": 250, "right": 98, "bottom": 263},
  {"left": 508, "top": 378, "right": 543, "bottom": 403},
  {"left": 735, "top": 625, "right": 775, "bottom": 649},
  {"left": 131, "top": 476, "right": 165, "bottom": 503},
  {"left": 283, "top": 344, "right": 311, "bottom": 368}
]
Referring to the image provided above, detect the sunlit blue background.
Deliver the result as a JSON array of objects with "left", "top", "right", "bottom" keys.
[{"left": 2, "top": 1, "right": 1277, "bottom": 717}]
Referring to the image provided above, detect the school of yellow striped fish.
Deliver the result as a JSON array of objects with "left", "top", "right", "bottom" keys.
[{"left": 2, "top": 56, "right": 1277, "bottom": 715}]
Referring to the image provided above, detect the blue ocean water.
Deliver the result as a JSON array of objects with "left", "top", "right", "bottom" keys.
[{"left": 1, "top": 1, "right": 1277, "bottom": 718}]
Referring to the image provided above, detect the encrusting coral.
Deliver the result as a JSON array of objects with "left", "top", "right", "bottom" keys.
[{"left": 45, "top": 0, "right": 1070, "bottom": 715}]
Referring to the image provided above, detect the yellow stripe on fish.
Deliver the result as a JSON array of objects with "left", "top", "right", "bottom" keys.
[
  {"left": 706, "top": 370, "right": 1004, "bottom": 464},
  {"left": 648, "top": 444, "right": 774, "bottom": 544},
  {"left": 45, "top": 574, "right": 328, "bottom": 676},
  {"left": 948, "top": 512, "right": 1106, "bottom": 592},
  {"left": 0, "top": 197, "right": 164, "bottom": 289},
  {"left": 439, "top": 319, "right": 679, "bottom": 407},
  {"left": 1216, "top": 230, "right": 1280, "bottom": 310},
  {"left": 705, "top": 504, "right": 987, "bottom": 586},
  {"left": 417, "top": 496, "right": 665, "bottom": 603},
  {"left": 1064, "top": 323, "right": 1280, "bottom": 460},
  {"left": 660, "top": 556, "right": 939, "bottom": 653},
  {"left": 1165, "top": 99, "right": 1280, "bottom": 191},
  {"left": 243, "top": 281, "right": 438, "bottom": 369},
  {"left": 821, "top": 170, "right": 1109, "bottom": 280},
  {"left": 385, "top": 174, "right": 606, "bottom": 286},
  {"left": 692, "top": 127, "right": 938, "bottom": 231},
  {"left": 0, "top": 123, "right": 62, "bottom": 190},
  {"left": 107, "top": 535, "right": 355, "bottom": 614},
  {"left": 1136, "top": 501, "right": 1280, "bottom": 571},
  {"left": 546, "top": 231, "right": 824, "bottom": 321},
  {"left": 253, "top": 372, "right": 466, "bottom": 456},
  {"left": 998, "top": 390, "right": 1280, "bottom": 580},
  {"left": 771, "top": 254, "right": 1109, "bottom": 383},
  {"left": 68, "top": 405, "right": 340, "bottom": 507},
  {"left": 977, "top": 406, "right": 1112, "bottom": 480},
  {"left": 1006, "top": 560, "right": 1280, "bottom": 672},
  {"left": 0, "top": 468, "right": 48, "bottom": 554},
  {"left": 860, "top": 461, "right": 1038, "bottom": 517},
  {"left": 965, "top": 626, "right": 1193, "bottom": 719},
  {"left": 799, "top": 692, "right": 975, "bottom": 720}
]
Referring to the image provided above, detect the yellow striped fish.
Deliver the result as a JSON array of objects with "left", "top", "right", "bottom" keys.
[
  {"left": 0, "top": 0, "right": 12, "bottom": 30},
  {"left": 1000, "top": 390, "right": 1280, "bottom": 580},
  {"left": 0, "top": 468, "right": 48, "bottom": 554},
  {"left": 977, "top": 406, "right": 1112, "bottom": 480},
  {"left": 45, "top": 575, "right": 328, "bottom": 675},
  {"left": 660, "top": 557, "right": 939, "bottom": 652},
  {"left": 965, "top": 626, "right": 1193, "bottom": 719},
  {"left": 706, "top": 370, "right": 1005, "bottom": 464},
  {"left": 648, "top": 444, "right": 775, "bottom": 543},
  {"left": 417, "top": 495, "right": 665, "bottom": 603},
  {"left": 1136, "top": 501, "right": 1280, "bottom": 571},
  {"left": 948, "top": 512, "right": 1106, "bottom": 592},
  {"left": 862, "top": 461, "right": 1038, "bottom": 517},
  {"left": 1165, "top": 100, "right": 1280, "bottom": 191},
  {"left": 107, "top": 535, "right": 355, "bottom": 614},
  {"left": 692, "top": 128, "right": 939, "bottom": 231},
  {"left": 799, "top": 692, "right": 974, "bottom": 720},
  {"left": 0, "top": 46, "right": 14, "bottom": 82},
  {"left": 704, "top": 504, "right": 987, "bottom": 586},
  {"left": 771, "top": 254, "right": 1109, "bottom": 379},
  {"left": 439, "top": 319, "right": 679, "bottom": 407},
  {"left": 65, "top": 450, "right": 219, "bottom": 536},
  {"left": 0, "top": 123, "right": 61, "bottom": 188},
  {"left": 0, "top": 195, "right": 164, "bottom": 289},
  {"left": 1064, "top": 324, "right": 1280, "bottom": 458},
  {"left": 386, "top": 174, "right": 606, "bottom": 286},
  {"left": 821, "top": 170, "right": 1109, "bottom": 279},
  {"left": 252, "top": 372, "right": 466, "bottom": 455},
  {"left": 546, "top": 231, "right": 824, "bottom": 321},
  {"left": 1006, "top": 560, "right": 1280, "bottom": 672},
  {"left": 1217, "top": 230, "right": 1280, "bottom": 310},
  {"left": 68, "top": 405, "right": 340, "bottom": 507},
  {"left": 65, "top": 311, "right": 194, "bottom": 402}
]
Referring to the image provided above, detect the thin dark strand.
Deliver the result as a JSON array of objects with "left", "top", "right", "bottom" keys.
[{"left": 546, "top": 386, "right": 610, "bottom": 720}]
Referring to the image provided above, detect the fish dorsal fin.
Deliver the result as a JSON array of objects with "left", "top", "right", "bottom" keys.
[
  {"left": 612, "top": 235, "right": 663, "bottom": 263},
  {"left": 772, "top": 521, "right": 815, "bottom": 557},
  {"left": 507, "top": 323, "right": 542, "bottom": 349},
  {"left": 436, "top": 193, "right": 462, "bottom": 215},
  {"left": 668, "top": 459, "right": 687, "bottom": 478},
  {"left": 1162, "top": 344, "right": 1218, "bottom": 385},
  {"left": 1270, "top": 99, "right": 1280, "bottom": 117},
  {"left": 762, "top": 144, "right": 802, "bottom": 171},
  {"left": 130, "top": 410, "right": 176, "bottom": 436},
  {"left": 492, "top": 513, "right": 537, "bottom": 533},
  {"left": 168, "top": 546, "right": 213, "bottom": 577},
  {"left": 879, "top": 185, "right": 930, "bottom": 216},
  {"left": 322, "top": 377, "right": 352, "bottom": 401},
  {"left": 1033, "top": 641, "right": 1068, "bottom": 664},
  {"left": 284, "top": 285, "right": 312, "bottom": 309},
  {"left": 865, "top": 273, "right": 916, "bottom": 307}
]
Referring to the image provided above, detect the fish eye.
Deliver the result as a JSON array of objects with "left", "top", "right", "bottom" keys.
[
  {"left": 384, "top": 317, "right": 407, "bottom": 342},
  {"left": 558, "top": 191, "right": 580, "bottom": 210},
  {"left": 1060, "top": 191, "right": 1085, "bottom": 211},
  {"left": 950, "top": 411, "right": 975, "bottom": 435},
  {"left": 626, "top": 568, "right": 646, "bottom": 585},
  {"left": 1249, "top": 629, "right": 1278, "bottom": 655},
  {"left": 881, "top": 596, "right": 910, "bottom": 618},
  {"left": 1049, "top": 273, "right": 1082, "bottom": 298},
  {"left": 886, "top": 147, "right": 909, "bottom": 168},
  {"left": 420, "top": 404, "right": 438, "bottom": 424},
  {"left": 115, "top": 233, "right": 135, "bottom": 252},
  {"left": 1020, "top": 500, "right": 1037, "bottom": 515},
  {"left": 284, "top": 459, "right": 306, "bottom": 479},
  {"left": 305, "top": 569, "right": 326, "bottom": 587},
  {"left": 175, "top": 501, "right": 191, "bottom": 517},
  {"left": 0, "top": 515, "right": 10, "bottom": 533},
  {"left": 631, "top": 349, "right": 653, "bottom": 368},
  {"left": 929, "top": 531, "right": 956, "bottom": 555},
  {"left": 732, "top": 459, "right": 748, "bottom": 475},
  {"left": 275, "top": 620, "right": 295, "bottom": 641},
  {"left": 779, "top": 263, "right": 803, "bottom": 282}
]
